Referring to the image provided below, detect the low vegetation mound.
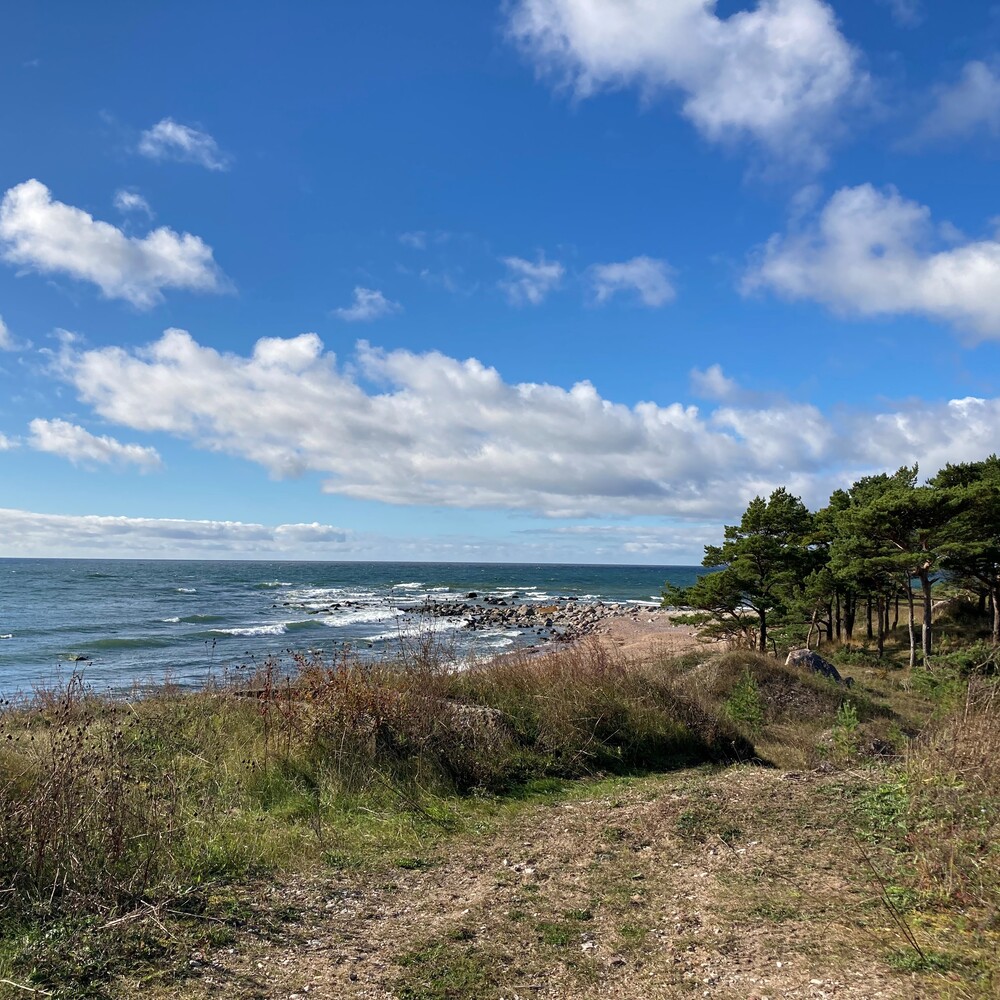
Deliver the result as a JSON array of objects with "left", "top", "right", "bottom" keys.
[{"left": 0, "top": 642, "right": 754, "bottom": 940}]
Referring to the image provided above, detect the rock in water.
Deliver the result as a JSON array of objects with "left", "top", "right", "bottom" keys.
[{"left": 785, "top": 648, "right": 845, "bottom": 684}]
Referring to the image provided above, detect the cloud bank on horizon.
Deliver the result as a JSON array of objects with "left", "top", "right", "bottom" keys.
[
  {"left": 1, "top": 0, "right": 998, "bottom": 563},
  {"left": 50, "top": 329, "right": 1000, "bottom": 520}
]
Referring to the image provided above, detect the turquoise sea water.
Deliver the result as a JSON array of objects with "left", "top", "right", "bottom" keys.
[{"left": 0, "top": 559, "right": 703, "bottom": 695}]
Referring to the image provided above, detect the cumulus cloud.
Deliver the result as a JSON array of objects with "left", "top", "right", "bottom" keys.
[
  {"left": 138, "top": 118, "right": 230, "bottom": 171},
  {"left": 744, "top": 184, "right": 1000, "bottom": 337},
  {"left": 0, "top": 315, "right": 13, "bottom": 350},
  {"left": 590, "top": 256, "right": 675, "bottom": 306},
  {"left": 52, "top": 329, "right": 1000, "bottom": 520},
  {"left": 0, "top": 508, "right": 348, "bottom": 558},
  {"left": 0, "top": 180, "right": 224, "bottom": 308},
  {"left": 0, "top": 432, "right": 16, "bottom": 451},
  {"left": 690, "top": 364, "right": 739, "bottom": 402},
  {"left": 333, "top": 287, "right": 402, "bottom": 322},
  {"left": 500, "top": 254, "right": 564, "bottom": 305},
  {"left": 507, "top": 0, "right": 863, "bottom": 164},
  {"left": 113, "top": 189, "right": 154, "bottom": 218},
  {"left": 915, "top": 61, "right": 1000, "bottom": 143},
  {"left": 28, "top": 418, "right": 163, "bottom": 471}
]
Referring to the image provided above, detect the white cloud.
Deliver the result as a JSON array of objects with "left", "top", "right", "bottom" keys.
[
  {"left": 53, "top": 329, "right": 1000, "bottom": 521},
  {"left": 399, "top": 231, "right": 427, "bottom": 249},
  {"left": 0, "top": 433, "right": 16, "bottom": 451},
  {"left": 880, "top": 0, "right": 922, "bottom": 26},
  {"left": 500, "top": 254, "right": 564, "bottom": 305},
  {"left": 28, "top": 418, "right": 162, "bottom": 472},
  {"left": 744, "top": 183, "right": 1000, "bottom": 337},
  {"left": 138, "top": 118, "right": 230, "bottom": 171},
  {"left": 0, "top": 314, "right": 13, "bottom": 350},
  {"left": 507, "top": 0, "right": 863, "bottom": 164},
  {"left": 0, "top": 508, "right": 349, "bottom": 558},
  {"left": 333, "top": 287, "right": 402, "bottom": 322},
  {"left": 590, "top": 256, "right": 675, "bottom": 306},
  {"left": 113, "top": 189, "right": 154, "bottom": 218},
  {"left": 690, "top": 364, "right": 739, "bottom": 402},
  {"left": 0, "top": 180, "right": 224, "bottom": 308},
  {"left": 916, "top": 61, "right": 1000, "bottom": 143}
]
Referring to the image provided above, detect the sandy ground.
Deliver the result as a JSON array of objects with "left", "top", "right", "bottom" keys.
[{"left": 591, "top": 609, "right": 714, "bottom": 661}]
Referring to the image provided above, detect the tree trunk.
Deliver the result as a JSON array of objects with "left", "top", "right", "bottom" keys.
[
  {"left": 758, "top": 610, "right": 767, "bottom": 654},
  {"left": 835, "top": 591, "right": 842, "bottom": 640},
  {"left": 844, "top": 593, "right": 855, "bottom": 640},
  {"left": 992, "top": 584, "right": 1000, "bottom": 645},
  {"left": 907, "top": 582, "right": 916, "bottom": 670},
  {"left": 866, "top": 597, "right": 873, "bottom": 640},
  {"left": 876, "top": 594, "right": 885, "bottom": 656},
  {"left": 919, "top": 569, "right": 933, "bottom": 664},
  {"left": 893, "top": 592, "right": 899, "bottom": 630},
  {"left": 825, "top": 602, "right": 834, "bottom": 642}
]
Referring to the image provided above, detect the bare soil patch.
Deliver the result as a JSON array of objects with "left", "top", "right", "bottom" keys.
[{"left": 134, "top": 766, "right": 936, "bottom": 1000}]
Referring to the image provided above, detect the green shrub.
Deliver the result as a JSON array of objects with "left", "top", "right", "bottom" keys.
[{"left": 723, "top": 669, "right": 764, "bottom": 733}]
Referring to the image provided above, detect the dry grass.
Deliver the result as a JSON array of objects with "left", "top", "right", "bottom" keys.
[{"left": 905, "top": 679, "right": 1000, "bottom": 913}]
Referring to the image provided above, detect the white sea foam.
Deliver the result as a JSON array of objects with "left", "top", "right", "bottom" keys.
[
  {"left": 285, "top": 586, "right": 380, "bottom": 608},
  {"left": 0, "top": 634, "right": 12, "bottom": 640},
  {"left": 162, "top": 616, "right": 181, "bottom": 623},
  {"left": 322, "top": 606, "right": 403, "bottom": 628},
  {"left": 258, "top": 581, "right": 293, "bottom": 588},
  {"left": 176, "top": 587, "right": 197, "bottom": 593},
  {"left": 627, "top": 599, "right": 660, "bottom": 607},
  {"left": 367, "top": 618, "right": 467, "bottom": 642},
  {"left": 394, "top": 582, "right": 423, "bottom": 590},
  {"left": 211, "top": 624, "right": 287, "bottom": 637}
]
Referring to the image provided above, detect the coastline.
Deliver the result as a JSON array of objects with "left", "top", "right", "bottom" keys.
[{"left": 0, "top": 559, "right": 704, "bottom": 694}]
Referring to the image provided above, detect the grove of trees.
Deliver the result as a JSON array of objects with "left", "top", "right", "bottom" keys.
[{"left": 663, "top": 455, "right": 1000, "bottom": 666}]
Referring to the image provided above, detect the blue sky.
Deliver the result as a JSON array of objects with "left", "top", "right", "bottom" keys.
[{"left": 2, "top": 0, "right": 1000, "bottom": 563}]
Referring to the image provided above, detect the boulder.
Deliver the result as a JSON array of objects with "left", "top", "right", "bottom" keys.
[{"left": 785, "top": 648, "right": 845, "bottom": 684}]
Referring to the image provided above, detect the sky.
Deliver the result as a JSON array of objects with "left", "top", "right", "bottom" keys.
[{"left": 2, "top": 0, "right": 1000, "bottom": 564}]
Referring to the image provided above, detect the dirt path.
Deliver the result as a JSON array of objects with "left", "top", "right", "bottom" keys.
[{"left": 141, "top": 766, "right": 936, "bottom": 1000}]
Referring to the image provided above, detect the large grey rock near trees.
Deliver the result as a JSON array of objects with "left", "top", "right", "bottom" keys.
[{"left": 785, "top": 648, "right": 847, "bottom": 685}]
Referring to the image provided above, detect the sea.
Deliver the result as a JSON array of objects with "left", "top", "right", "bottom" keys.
[{"left": 0, "top": 559, "right": 702, "bottom": 696}]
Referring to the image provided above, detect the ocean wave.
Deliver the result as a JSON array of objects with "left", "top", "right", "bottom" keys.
[
  {"left": 284, "top": 619, "right": 326, "bottom": 632},
  {"left": 210, "top": 624, "right": 287, "bottom": 637},
  {"left": 283, "top": 587, "right": 389, "bottom": 611},
  {"left": 393, "top": 582, "right": 423, "bottom": 590},
  {"left": 0, "top": 633, "right": 12, "bottom": 640},
  {"left": 178, "top": 614, "right": 228, "bottom": 624},
  {"left": 367, "top": 618, "right": 467, "bottom": 642},
  {"left": 253, "top": 581, "right": 293, "bottom": 589},
  {"left": 627, "top": 599, "right": 660, "bottom": 607},
  {"left": 79, "top": 637, "right": 174, "bottom": 651},
  {"left": 322, "top": 606, "right": 403, "bottom": 628},
  {"left": 176, "top": 587, "right": 197, "bottom": 594},
  {"left": 162, "top": 617, "right": 181, "bottom": 623}
]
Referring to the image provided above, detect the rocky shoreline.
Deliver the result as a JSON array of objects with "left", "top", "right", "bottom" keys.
[{"left": 414, "top": 594, "right": 672, "bottom": 645}]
